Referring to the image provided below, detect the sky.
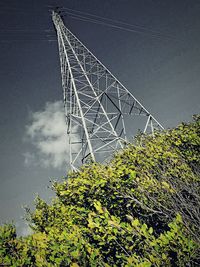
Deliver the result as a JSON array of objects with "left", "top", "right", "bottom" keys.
[{"left": 0, "top": 0, "right": 200, "bottom": 236}]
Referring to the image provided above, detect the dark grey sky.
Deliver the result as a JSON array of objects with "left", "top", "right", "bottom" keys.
[{"left": 0, "top": 0, "right": 199, "bottom": 235}]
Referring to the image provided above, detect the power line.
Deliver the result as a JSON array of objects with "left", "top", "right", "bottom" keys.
[
  {"left": 65, "top": 12, "right": 172, "bottom": 40},
  {"left": 59, "top": 7, "right": 174, "bottom": 39},
  {"left": 0, "top": 4, "right": 175, "bottom": 42}
]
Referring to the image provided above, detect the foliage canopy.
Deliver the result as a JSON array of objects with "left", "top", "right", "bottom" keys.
[{"left": 0, "top": 115, "right": 200, "bottom": 266}]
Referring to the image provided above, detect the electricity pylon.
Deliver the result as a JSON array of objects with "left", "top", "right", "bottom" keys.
[{"left": 52, "top": 11, "right": 164, "bottom": 170}]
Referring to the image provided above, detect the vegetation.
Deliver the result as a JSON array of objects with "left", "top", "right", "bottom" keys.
[{"left": 0, "top": 115, "right": 200, "bottom": 266}]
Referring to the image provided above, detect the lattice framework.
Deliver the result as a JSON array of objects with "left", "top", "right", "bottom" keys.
[{"left": 52, "top": 12, "right": 163, "bottom": 170}]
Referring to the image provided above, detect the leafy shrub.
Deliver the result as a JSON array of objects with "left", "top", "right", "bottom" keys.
[{"left": 1, "top": 115, "right": 200, "bottom": 266}]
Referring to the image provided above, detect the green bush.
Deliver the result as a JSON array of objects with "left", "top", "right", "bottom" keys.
[{"left": 1, "top": 115, "right": 200, "bottom": 266}]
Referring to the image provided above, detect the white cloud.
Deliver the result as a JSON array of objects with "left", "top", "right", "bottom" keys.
[{"left": 25, "top": 101, "right": 79, "bottom": 169}]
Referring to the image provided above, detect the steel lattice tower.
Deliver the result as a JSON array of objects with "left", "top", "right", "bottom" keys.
[{"left": 52, "top": 11, "right": 164, "bottom": 170}]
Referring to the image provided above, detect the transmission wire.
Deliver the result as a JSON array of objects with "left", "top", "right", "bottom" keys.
[
  {"left": 62, "top": 11, "right": 174, "bottom": 40},
  {"left": 60, "top": 7, "right": 174, "bottom": 39}
]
